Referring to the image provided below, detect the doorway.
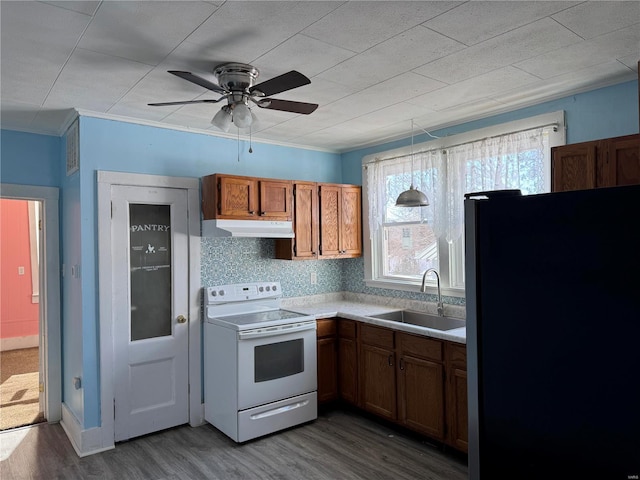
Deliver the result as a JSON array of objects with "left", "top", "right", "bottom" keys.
[
  {"left": 97, "top": 172, "right": 201, "bottom": 448},
  {"left": 0, "top": 185, "right": 62, "bottom": 431},
  {"left": 0, "top": 199, "right": 43, "bottom": 430}
]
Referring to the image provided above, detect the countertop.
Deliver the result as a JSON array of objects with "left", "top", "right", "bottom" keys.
[{"left": 282, "top": 293, "right": 466, "bottom": 345}]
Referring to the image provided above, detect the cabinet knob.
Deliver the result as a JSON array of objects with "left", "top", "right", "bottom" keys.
[
  {"left": 388, "top": 354, "right": 394, "bottom": 367},
  {"left": 260, "top": 211, "right": 266, "bottom": 216},
  {"left": 249, "top": 211, "right": 255, "bottom": 215},
  {"left": 399, "top": 358, "right": 405, "bottom": 370}
]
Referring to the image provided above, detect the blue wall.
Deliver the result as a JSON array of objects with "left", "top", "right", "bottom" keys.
[
  {"left": 0, "top": 78, "right": 637, "bottom": 431},
  {"left": 0, "top": 130, "right": 61, "bottom": 186}
]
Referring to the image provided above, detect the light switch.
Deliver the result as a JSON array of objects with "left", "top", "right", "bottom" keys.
[{"left": 18, "top": 266, "right": 25, "bottom": 275}]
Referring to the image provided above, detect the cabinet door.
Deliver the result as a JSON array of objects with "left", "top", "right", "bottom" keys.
[
  {"left": 397, "top": 354, "right": 445, "bottom": 440},
  {"left": 292, "top": 182, "right": 318, "bottom": 258},
  {"left": 259, "top": 180, "right": 292, "bottom": 220},
  {"left": 446, "top": 342, "right": 468, "bottom": 452},
  {"left": 318, "top": 184, "right": 341, "bottom": 257},
  {"left": 552, "top": 142, "right": 598, "bottom": 192},
  {"left": 360, "top": 344, "right": 396, "bottom": 420},
  {"left": 602, "top": 134, "right": 640, "bottom": 187},
  {"left": 317, "top": 337, "right": 338, "bottom": 404},
  {"left": 448, "top": 367, "right": 468, "bottom": 452},
  {"left": 340, "top": 186, "right": 362, "bottom": 257},
  {"left": 218, "top": 175, "right": 258, "bottom": 217},
  {"left": 338, "top": 336, "right": 358, "bottom": 405},
  {"left": 338, "top": 320, "right": 358, "bottom": 405}
]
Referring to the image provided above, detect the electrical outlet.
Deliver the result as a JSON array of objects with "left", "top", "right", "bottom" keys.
[
  {"left": 310, "top": 272, "right": 318, "bottom": 285},
  {"left": 18, "top": 266, "right": 25, "bottom": 275}
]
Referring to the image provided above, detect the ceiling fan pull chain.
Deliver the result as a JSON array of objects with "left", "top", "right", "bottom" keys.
[
  {"left": 249, "top": 125, "right": 253, "bottom": 154},
  {"left": 237, "top": 128, "right": 240, "bottom": 162}
]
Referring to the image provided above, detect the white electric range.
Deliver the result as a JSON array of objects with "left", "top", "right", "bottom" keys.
[{"left": 204, "top": 282, "right": 317, "bottom": 442}]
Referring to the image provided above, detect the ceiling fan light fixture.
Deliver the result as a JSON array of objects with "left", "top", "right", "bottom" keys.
[
  {"left": 232, "top": 102, "right": 252, "bottom": 128},
  {"left": 211, "top": 106, "right": 232, "bottom": 132}
]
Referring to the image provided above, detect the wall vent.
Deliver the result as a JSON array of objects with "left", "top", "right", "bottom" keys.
[{"left": 66, "top": 120, "right": 79, "bottom": 176}]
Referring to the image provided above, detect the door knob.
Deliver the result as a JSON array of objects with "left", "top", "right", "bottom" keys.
[{"left": 177, "top": 315, "right": 187, "bottom": 324}]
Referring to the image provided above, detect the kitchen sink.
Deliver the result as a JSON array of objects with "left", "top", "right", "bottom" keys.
[{"left": 369, "top": 310, "right": 465, "bottom": 331}]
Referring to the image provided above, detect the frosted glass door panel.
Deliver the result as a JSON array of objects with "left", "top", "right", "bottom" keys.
[{"left": 129, "top": 204, "right": 172, "bottom": 341}]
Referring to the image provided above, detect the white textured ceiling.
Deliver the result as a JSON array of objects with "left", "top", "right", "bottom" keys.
[{"left": 1, "top": 1, "right": 638, "bottom": 152}]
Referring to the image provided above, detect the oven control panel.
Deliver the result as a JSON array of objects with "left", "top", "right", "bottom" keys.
[{"left": 206, "top": 282, "right": 282, "bottom": 304}]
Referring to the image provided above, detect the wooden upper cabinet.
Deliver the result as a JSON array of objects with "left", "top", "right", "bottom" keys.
[
  {"left": 319, "top": 184, "right": 362, "bottom": 259},
  {"left": 552, "top": 142, "right": 597, "bottom": 192},
  {"left": 259, "top": 180, "right": 292, "bottom": 219},
  {"left": 604, "top": 135, "right": 640, "bottom": 187},
  {"left": 552, "top": 134, "right": 640, "bottom": 192},
  {"left": 275, "top": 182, "right": 318, "bottom": 260},
  {"left": 318, "top": 184, "right": 341, "bottom": 257},
  {"left": 276, "top": 182, "right": 361, "bottom": 260},
  {"left": 340, "top": 186, "right": 363, "bottom": 257},
  {"left": 201, "top": 174, "right": 291, "bottom": 220}
]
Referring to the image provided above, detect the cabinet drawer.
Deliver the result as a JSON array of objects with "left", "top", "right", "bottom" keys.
[
  {"left": 397, "top": 333, "right": 442, "bottom": 362},
  {"left": 338, "top": 319, "right": 357, "bottom": 339},
  {"left": 316, "top": 318, "right": 336, "bottom": 338},
  {"left": 361, "top": 324, "right": 394, "bottom": 349}
]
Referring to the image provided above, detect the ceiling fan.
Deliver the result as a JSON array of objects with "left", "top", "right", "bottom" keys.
[{"left": 148, "top": 62, "right": 319, "bottom": 132}]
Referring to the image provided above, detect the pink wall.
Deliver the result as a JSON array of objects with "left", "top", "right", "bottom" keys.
[{"left": 1, "top": 199, "right": 39, "bottom": 339}]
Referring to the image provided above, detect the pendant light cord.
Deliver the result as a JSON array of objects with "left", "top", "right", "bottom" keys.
[{"left": 410, "top": 119, "right": 415, "bottom": 188}]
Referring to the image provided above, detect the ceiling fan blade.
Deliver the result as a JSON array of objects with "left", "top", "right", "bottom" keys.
[
  {"left": 168, "top": 71, "right": 227, "bottom": 94},
  {"left": 250, "top": 71, "right": 311, "bottom": 97},
  {"left": 148, "top": 99, "right": 222, "bottom": 106},
  {"left": 257, "top": 99, "right": 318, "bottom": 115}
]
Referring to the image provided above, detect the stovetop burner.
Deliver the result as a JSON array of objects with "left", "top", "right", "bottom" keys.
[{"left": 205, "top": 282, "right": 313, "bottom": 331}]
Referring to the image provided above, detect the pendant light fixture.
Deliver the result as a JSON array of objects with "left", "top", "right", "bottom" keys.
[{"left": 395, "top": 120, "right": 429, "bottom": 207}]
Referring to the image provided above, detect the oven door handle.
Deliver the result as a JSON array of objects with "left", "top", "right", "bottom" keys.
[{"left": 238, "top": 321, "right": 316, "bottom": 340}]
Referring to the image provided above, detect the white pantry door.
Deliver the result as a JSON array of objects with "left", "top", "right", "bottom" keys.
[{"left": 111, "top": 185, "right": 189, "bottom": 442}]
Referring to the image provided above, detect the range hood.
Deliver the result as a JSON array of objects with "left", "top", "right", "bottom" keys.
[{"left": 202, "top": 219, "right": 294, "bottom": 238}]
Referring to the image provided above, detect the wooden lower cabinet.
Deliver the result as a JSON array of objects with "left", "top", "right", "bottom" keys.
[
  {"left": 317, "top": 318, "right": 467, "bottom": 453},
  {"left": 446, "top": 343, "right": 468, "bottom": 453},
  {"left": 337, "top": 319, "right": 358, "bottom": 405},
  {"left": 316, "top": 319, "right": 338, "bottom": 404},
  {"left": 397, "top": 333, "right": 445, "bottom": 441},
  {"left": 360, "top": 343, "right": 397, "bottom": 420}
]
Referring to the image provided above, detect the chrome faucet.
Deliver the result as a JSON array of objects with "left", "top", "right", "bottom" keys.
[{"left": 421, "top": 268, "right": 444, "bottom": 317}]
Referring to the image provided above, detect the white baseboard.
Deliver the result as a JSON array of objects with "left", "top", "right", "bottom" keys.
[
  {"left": 1, "top": 335, "right": 39, "bottom": 351},
  {"left": 60, "top": 403, "right": 114, "bottom": 457},
  {"left": 191, "top": 402, "right": 206, "bottom": 427}
]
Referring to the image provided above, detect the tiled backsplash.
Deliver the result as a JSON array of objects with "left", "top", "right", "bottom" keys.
[
  {"left": 201, "top": 238, "right": 342, "bottom": 295},
  {"left": 341, "top": 258, "right": 466, "bottom": 306},
  {"left": 201, "top": 238, "right": 465, "bottom": 307}
]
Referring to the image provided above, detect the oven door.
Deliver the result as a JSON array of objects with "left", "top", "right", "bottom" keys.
[{"left": 237, "top": 320, "right": 317, "bottom": 410}]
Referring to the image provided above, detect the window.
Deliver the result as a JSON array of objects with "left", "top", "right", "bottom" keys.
[{"left": 363, "top": 112, "right": 565, "bottom": 297}]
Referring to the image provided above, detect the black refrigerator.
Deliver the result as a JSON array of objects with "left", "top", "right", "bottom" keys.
[{"left": 464, "top": 185, "right": 640, "bottom": 480}]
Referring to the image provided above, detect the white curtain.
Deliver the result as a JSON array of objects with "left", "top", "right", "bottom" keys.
[
  {"left": 444, "top": 127, "right": 546, "bottom": 243},
  {"left": 367, "top": 127, "right": 548, "bottom": 243}
]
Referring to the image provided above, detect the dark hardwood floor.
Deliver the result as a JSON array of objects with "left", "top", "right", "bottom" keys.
[{"left": 0, "top": 408, "right": 468, "bottom": 479}]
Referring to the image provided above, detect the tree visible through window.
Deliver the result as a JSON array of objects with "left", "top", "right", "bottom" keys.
[{"left": 364, "top": 114, "right": 564, "bottom": 295}]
